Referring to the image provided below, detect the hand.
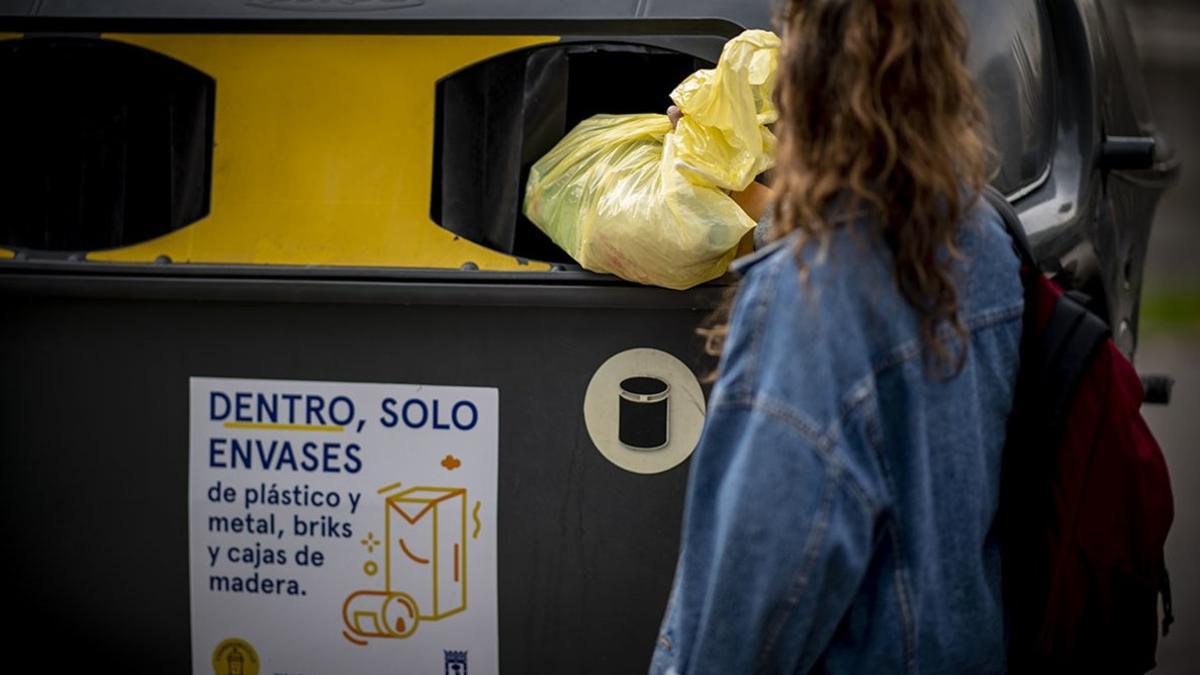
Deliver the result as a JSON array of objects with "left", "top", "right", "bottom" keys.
[
  {"left": 667, "top": 103, "right": 774, "bottom": 221},
  {"left": 730, "top": 182, "right": 774, "bottom": 222},
  {"left": 667, "top": 105, "right": 683, "bottom": 130}
]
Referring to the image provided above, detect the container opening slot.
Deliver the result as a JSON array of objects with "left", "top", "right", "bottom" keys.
[
  {"left": 431, "top": 43, "right": 711, "bottom": 264},
  {"left": 0, "top": 36, "right": 215, "bottom": 253}
]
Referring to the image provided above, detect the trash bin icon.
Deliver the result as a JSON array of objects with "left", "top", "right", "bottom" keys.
[{"left": 618, "top": 376, "right": 670, "bottom": 450}]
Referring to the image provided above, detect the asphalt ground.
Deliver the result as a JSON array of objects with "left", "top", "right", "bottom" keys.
[
  {"left": 1126, "top": 3, "right": 1200, "bottom": 670},
  {"left": 1139, "top": 333, "right": 1200, "bottom": 674}
]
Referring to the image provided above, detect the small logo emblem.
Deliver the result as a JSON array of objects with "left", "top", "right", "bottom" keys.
[
  {"left": 212, "top": 638, "right": 260, "bottom": 675},
  {"left": 445, "top": 650, "right": 468, "bottom": 675}
]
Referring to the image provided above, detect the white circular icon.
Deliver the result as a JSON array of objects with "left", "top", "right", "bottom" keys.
[{"left": 583, "top": 348, "right": 707, "bottom": 474}]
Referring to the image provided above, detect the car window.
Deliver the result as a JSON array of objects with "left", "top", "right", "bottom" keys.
[{"left": 960, "top": 0, "right": 1057, "bottom": 196}]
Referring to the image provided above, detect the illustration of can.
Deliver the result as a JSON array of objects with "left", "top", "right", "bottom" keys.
[
  {"left": 343, "top": 589, "right": 420, "bottom": 639},
  {"left": 618, "top": 376, "right": 670, "bottom": 450}
]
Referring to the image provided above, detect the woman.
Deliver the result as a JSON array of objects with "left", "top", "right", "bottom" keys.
[{"left": 650, "top": 1, "right": 1022, "bottom": 673}]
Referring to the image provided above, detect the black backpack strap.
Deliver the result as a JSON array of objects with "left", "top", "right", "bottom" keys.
[
  {"left": 980, "top": 186, "right": 1110, "bottom": 433},
  {"left": 1043, "top": 293, "right": 1111, "bottom": 426},
  {"left": 981, "top": 186, "right": 1036, "bottom": 271}
]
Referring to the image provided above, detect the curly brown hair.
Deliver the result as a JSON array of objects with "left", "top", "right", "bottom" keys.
[{"left": 705, "top": 0, "right": 991, "bottom": 375}]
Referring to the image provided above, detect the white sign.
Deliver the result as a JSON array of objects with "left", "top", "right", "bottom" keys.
[{"left": 189, "top": 377, "right": 498, "bottom": 675}]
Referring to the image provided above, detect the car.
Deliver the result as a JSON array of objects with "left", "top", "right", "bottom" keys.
[{"left": 0, "top": 1, "right": 1177, "bottom": 673}]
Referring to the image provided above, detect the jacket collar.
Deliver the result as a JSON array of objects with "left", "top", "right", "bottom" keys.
[{"left": 730, "top": 235, "right": 793, "bottom": 275}]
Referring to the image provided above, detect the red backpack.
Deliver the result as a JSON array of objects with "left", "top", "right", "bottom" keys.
[{"left": 984, "top": 189, "right": 1175, "bottom": 674}]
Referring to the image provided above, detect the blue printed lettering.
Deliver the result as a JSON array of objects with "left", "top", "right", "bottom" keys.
[
  {"left": 210, "top": 437, "right": 228, "bottom": 467},
  {"left": 402, "top": 399, "right": 428, "bottom": 429},
  {"left": 329, "top": 396, "right": 355, "bottom": 426},
  {"left": 380, "top": 398, "right": 398, "bottom": 428},
  {"left": 210, "top": 392, "right": 231, "bottom": 421},
  {"left": 452, "top": 401, "right": 478, "bottom": 431}
]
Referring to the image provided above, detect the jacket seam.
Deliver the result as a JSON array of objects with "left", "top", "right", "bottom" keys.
[
  {"left": 859, "top": 414, "right": 917, "bottom": 672},
  {"left": 965, "top": 302, "right": 1024, "bottom": 331},
  {"left": 747, "top": 264, "right": 771, "bottom": 397},
  {"left": 838, "top": 374, "right": 891, "bottom": 502},
  {"left": 836, "top": 376, "right": 914, "bottom": 669},
  {"left": 839, "top": 373, "right": 875, "bottom": 420},
  {"left": 872, "top": 303, "right": 1024, "bottom": 376},
  {"left": 720, "top": 395, "right": 829, "bottom": 449},
  {"left": 714, "top": 397, "right": 879, "bottom": 518},
  {"left": 889, "top": 520, "right": 919, "bottom": 674},
  {"left": 730, "top": 254, "right": 781, "bottom": 401},
  {"left": 754, "top": 464, "right": 838, "bottom": 671},
  {"left": 854, "top": 393, "right": 918, "bottom": 673}
]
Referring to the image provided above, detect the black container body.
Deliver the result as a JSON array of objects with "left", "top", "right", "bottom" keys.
[
  {"left": 618, "top": 376, "right": 670, "bottom": 450},
  {"left": 0, "top": 273, "right": 717, "bottom": 674}
]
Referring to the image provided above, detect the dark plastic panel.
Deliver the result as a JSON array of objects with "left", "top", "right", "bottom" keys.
[{"left": 0, "top": 37, "right": 215, "bottom": 252}]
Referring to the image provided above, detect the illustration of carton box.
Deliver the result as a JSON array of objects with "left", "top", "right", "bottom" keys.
[{"left": 386, "top": 486, "right": 467, "bottom": 620}]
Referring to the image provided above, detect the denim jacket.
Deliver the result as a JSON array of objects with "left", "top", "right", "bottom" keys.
[{"left": 650, "top": 200, "right": 1024, "bottom": 674}]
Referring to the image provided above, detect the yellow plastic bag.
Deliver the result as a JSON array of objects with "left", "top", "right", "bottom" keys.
[{"left": 523, "top": 30, "right": 781, "bottom": 290}]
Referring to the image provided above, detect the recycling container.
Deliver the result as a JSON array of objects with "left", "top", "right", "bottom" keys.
[{"left": 0, "top": 1, "right": 1177, "bottom": 673}]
